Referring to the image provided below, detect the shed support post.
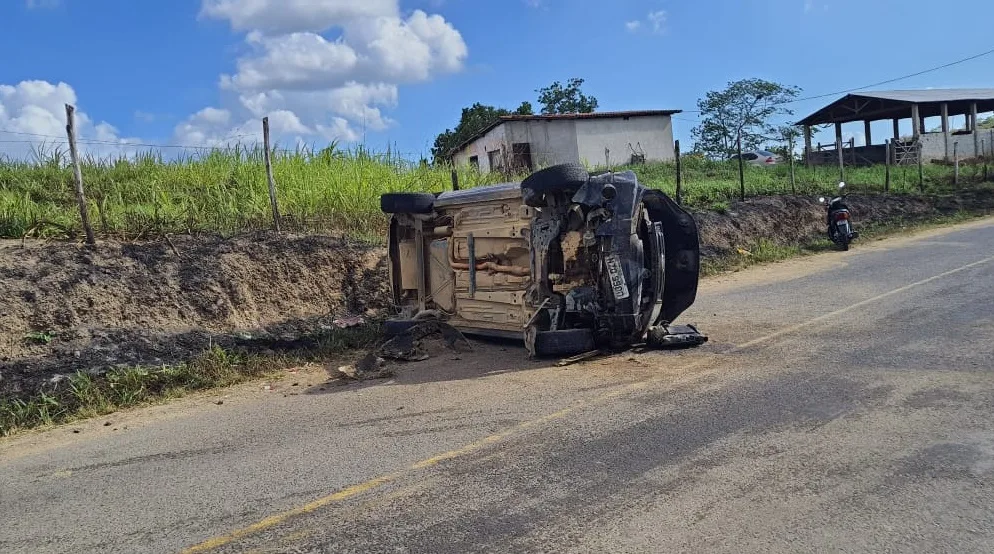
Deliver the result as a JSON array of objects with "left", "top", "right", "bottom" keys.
[
  {"left": 911, "top": 104, "right": 921, "bottom": 141},
  {"left": 803, "top": 125, "right": 812, "bottom": 167},
  {"left": 941, "top": 103, "right": 950, "bottom": 161},
  {"left": 972, "top": 102, "right": 980, "bottom": 158},
  {"left": 893, "top": 118, "right": 901, "bottom": 141},
  {"left": 864, "top": 120, "right": 872, "bottom": 147}
]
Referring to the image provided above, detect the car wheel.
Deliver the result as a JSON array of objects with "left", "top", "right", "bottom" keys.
[
  {"left": 520, "top": 164, "right": 589, "bottom": 207},
  {"left": 380, "top": 192, "right": 435, "bottom": 214},
  {"left": 533, "top": 328, "right": 596, "bottom": 358}
]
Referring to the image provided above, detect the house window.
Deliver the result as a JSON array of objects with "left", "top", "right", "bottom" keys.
[
  {"left": 487, "top": 149, "right": 503, "bottom": 173},
  {"left": 469, "top": 155, "right": 479, "bottom": 170},
  {"left": 511, "top": 143, "right": 533, "bottom": 172}
]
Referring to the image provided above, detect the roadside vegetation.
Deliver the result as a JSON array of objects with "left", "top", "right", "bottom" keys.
[
  {"left": 701, "top": 210, "right": 983, "bottom": 275},
  {"left": 2, "top": 144, "right": 987, "bottom": 240},
  {"left": 0, "top": 323, "right": 381, "bottom": 437}
]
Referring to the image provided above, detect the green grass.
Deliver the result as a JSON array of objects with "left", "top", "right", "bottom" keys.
[
  {"left": 628, "top": 154, "right": 988, "bottom": 206},
  {"left": 3, "top": 144, "right": 991, "bottom": 240},
  {"left": 0, "top": 145, "right": 509, "bottom": 240},
  {"left": 0, "top": 323, "right": 382, "bottom": 437}
]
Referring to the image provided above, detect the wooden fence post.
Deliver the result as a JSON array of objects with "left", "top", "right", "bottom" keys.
[
  {"left": 262, "top": 117, "right": 282, "bottom": 233},
  {"left": 64, "top": 104, "right": 95, "bottom": 245},
  {"left": 451, "top": 169, "right": 460, "bottom": 191},
  {"left": 836, "top": 137, "right": 845, "bottom": 183},
  {"left": 917, "top": 141, "right": 924, "bottom": 192},
  {"left": 674, "top": 139, "right": 683, "bottom": 205},
  {"left": 788, "top": 143, "right": 796, "bottom": 195},
  {"left": 737, "top": 133, "right": 745, "bottom": 202},
  {"left": 885, "top": 140, "right": 891, "bottom": 193},
  {"left": 954, "top": 142, "right": 960, "bottom": 186}
]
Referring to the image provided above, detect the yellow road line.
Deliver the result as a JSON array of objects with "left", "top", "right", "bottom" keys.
[
  {"left": 181, "top": 252, "right": 994, "bottom": 553},
  {"left": 733, "top": 253, "right": 994, "bottom": 351}
]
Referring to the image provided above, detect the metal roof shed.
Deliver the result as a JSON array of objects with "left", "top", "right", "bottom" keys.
[{"left": 796, "top": 89, "right": 994, "bottom": 166}]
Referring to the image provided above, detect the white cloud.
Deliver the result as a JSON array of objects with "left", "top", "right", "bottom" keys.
[
  {"left": 221, "top": 31, "right": 360, "bottom": 91},
  {"left": 200, "top": 0, "right": 398, "bottom": 34},
  {"left": 626, "top": 10, "right": 667, "bottom": 35},
  {"left": 173, "top": 106, "right": 317, "bottom": 147},
  {"left": 647, "top": 10, "right": 666, "bottom": 33},
  {"left": 222, "top": 10, "right": 466, "bottom": 92},
  {"left": 184, "top": 0, "right": 468, "bottom": 147},
  {"left": 0, "top": 80, "right": 139, "bottom": 160}
]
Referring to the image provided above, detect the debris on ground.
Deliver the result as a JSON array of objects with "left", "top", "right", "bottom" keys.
[
  {"left": 333, "top": 315, "right": 366, "bottom": 328},
  {"left": 646, "top": 324, "right": 709, "bottom": 349},
  {"left": 335, "top": 353, "right": 392, "bottom": 381},
  {"left": 333, "top": 321, "right": 472, "bottom": 382},
  {"left": 378, "top": 321, "right": 472, "bottom": 362},
  {"left": 556, "top": 350, "right": 603, "bottom": 367}
]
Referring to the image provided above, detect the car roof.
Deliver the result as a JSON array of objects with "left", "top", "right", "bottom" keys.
[{"left": 434, "top": 181, "right": 522, "bottom": 207}]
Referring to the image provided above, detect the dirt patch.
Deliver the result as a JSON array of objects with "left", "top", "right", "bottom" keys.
[
  {"left": 0, "top": 233, "right": 391, "bottom": 397},
  {"left": 3, "top": 190, "right": 994, "bottom": 401}
]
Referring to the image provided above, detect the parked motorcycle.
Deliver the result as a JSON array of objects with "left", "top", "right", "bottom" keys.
[{"left": 819, "top": 182, "right": 858, "bottom": 251}]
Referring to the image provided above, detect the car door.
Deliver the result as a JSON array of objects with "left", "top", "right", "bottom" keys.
[{"left": 642, "top": 190, "right": 700, "bottom": 325}]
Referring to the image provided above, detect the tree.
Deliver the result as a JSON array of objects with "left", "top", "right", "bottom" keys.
[
  {"left": 691, "top": 79, "right": 801, "bottom": 159},
  {"left": 536, "top": 78, "right": 598, "bottom": 114},
  {"left": 979, "top": 115, "right": 994, "bottom": 129},
  {"left": 431, "top": 101, "right": 534, "bottom": 162}
]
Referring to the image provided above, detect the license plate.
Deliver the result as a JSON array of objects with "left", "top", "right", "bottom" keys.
[{"left": 604, "top": 255, "right": 630, "bottom": 301}]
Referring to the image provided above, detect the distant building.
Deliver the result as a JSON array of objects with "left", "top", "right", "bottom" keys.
[
  {"left": 796, "top": 89, "right": 994, "bottom": 166},
  {"left": 449, "top": 110, "right": 682, "bottom": 173}
]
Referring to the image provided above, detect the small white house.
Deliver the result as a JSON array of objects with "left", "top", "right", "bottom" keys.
[{"left": 450, "top": 110, "right": 681, "bottom": 173}]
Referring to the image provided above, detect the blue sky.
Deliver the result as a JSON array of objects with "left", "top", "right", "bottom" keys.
[{"left": 2, "top": 0, "right": 994, "bottom": 159}]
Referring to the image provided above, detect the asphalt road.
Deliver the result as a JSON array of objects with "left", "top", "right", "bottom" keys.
[{"left": 3, "top": 219, "right": 994, "bottom": 553}]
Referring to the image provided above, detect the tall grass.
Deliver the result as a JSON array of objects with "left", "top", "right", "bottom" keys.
[
  {"left": 0, "top": 145, "right": 508, "bottom": 239},
  {"left": 0, "top": 145, "right": 987, "bottom": 239}
]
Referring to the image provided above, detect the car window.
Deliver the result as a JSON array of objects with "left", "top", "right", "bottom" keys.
[
  {"left": 757, "top": 150, "right": 775, "bottom": 157},
  {"left": 743, "top": 153, "right": 759, "bottom": 161}
]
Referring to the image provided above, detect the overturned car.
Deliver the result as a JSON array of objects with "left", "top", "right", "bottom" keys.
[{"left": 380, "top": 163, "right": 701, "bottom": 358}]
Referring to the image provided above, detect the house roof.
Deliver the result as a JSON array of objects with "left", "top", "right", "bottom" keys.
[
  {"left": 450, "top": 109, "right": 681, "bottom": 157},
  {"left": 796, "top": 89, "right": 994, "bottom": 126}
]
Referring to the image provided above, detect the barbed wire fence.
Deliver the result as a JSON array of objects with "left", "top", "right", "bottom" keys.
[{"left": 4, "top": 104, "right": 993, "bottom": 244}]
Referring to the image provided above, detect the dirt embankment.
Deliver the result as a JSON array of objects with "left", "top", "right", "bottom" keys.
[
  {"left": 1, "top": 234, "right": 390, "bottom": 397},
  {"left": 2, "top": 191, "right": 993, "bottom": 398}
]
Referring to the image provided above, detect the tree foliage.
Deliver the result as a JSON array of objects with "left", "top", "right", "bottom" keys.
[
  {"left": 691, "top": 79, "right": 801, "bottom": 159},
  {"left": 431, "top": 101, "right": 533, "bottom": 162},
  {"left": 432, "top": 78, "right": 597, "bottom": 163},
  {"left": 536, "top": 78, "right": 599, "bottom": 115}
]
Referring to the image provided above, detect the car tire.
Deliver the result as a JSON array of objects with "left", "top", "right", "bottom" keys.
[
  {"left": 533, "top": 328, "right": 596, "bottom": 358},
  {"left": 520, "top": 164, "right": 589, "bottom": 207},
  {"left": 380, "top": 192, "right": 435, "bottom": 214}
]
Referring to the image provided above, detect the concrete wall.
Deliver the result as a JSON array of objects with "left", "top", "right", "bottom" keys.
[
  {"left": 452, "top": 115, "right": 676, "bottom": 173},
  {"left": 919, "top": 129, "right": 994, "bottom": 161},
  {"left": 503, "top": 120, "right": 580, "bottom": 169},
  {"left": 451, "top": 124, "right": 508, "bottom": 172},
  {"left": 574, "top": 115, "right": 675, "bottom": 167}
]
